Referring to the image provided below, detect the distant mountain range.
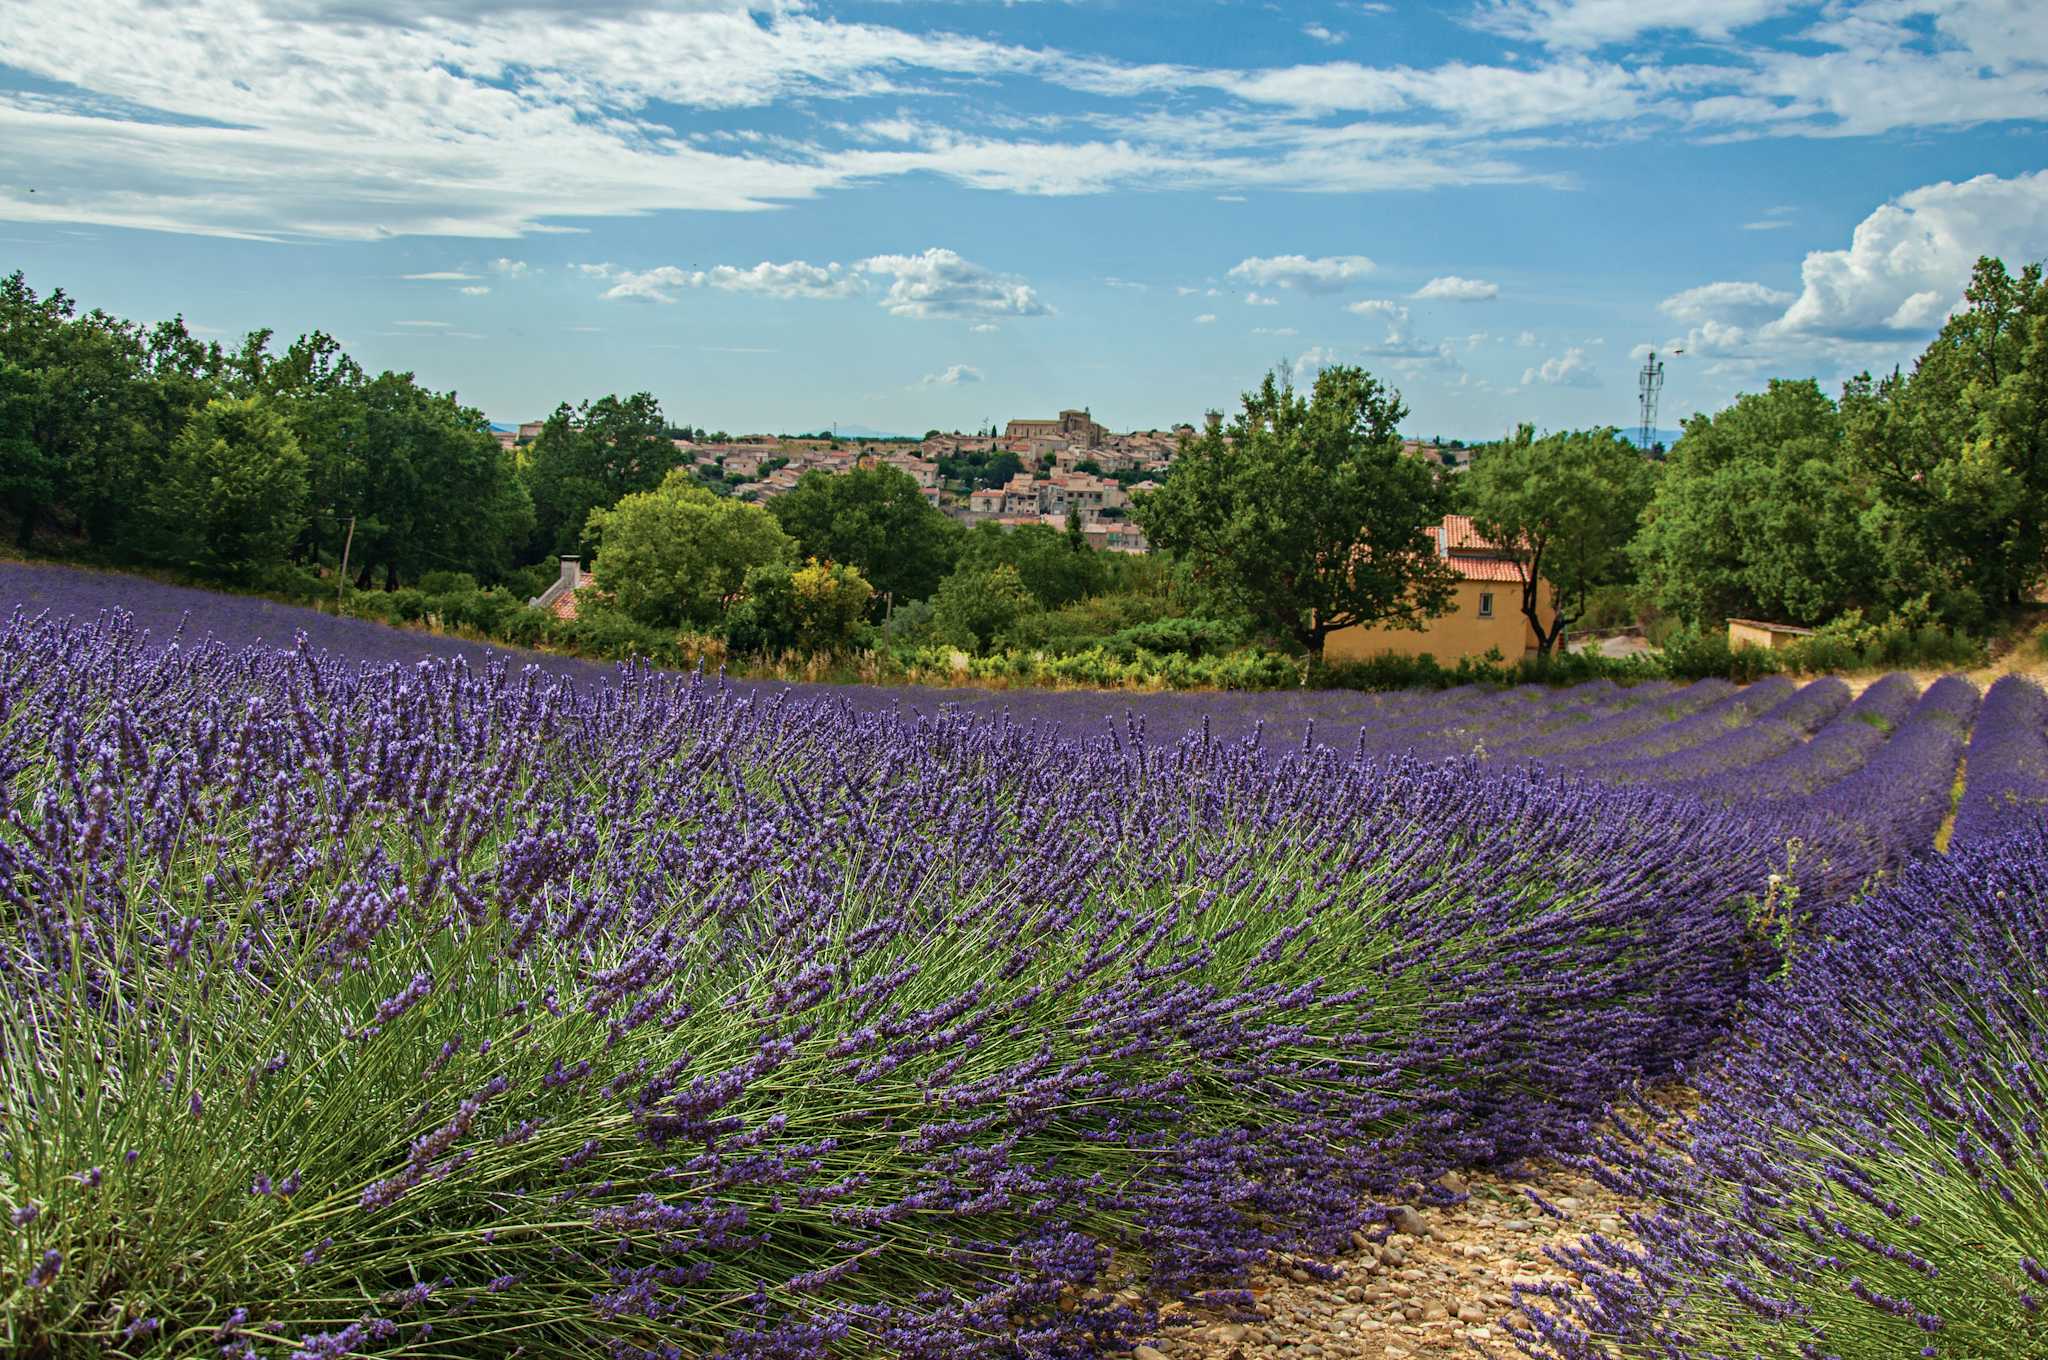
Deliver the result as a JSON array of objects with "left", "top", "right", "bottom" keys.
[{"left": 818, "top": 424, "right": 917, "bottom": 440}]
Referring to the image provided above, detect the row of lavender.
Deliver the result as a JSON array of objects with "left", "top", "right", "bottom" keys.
[
  {"left": 4, "top": 563, "right": 2039, "bottom": 870},
  {"left": 0, "top": 615, "right": 1783, "bottom": 1359},
  {"left": 1508, "top": 816, "right": 2048, "bottom": 1360}
]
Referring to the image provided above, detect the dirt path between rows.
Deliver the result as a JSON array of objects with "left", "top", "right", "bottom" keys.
[{"left": 1134, "top": 1099, "right": 1684, "bottom": 1360}]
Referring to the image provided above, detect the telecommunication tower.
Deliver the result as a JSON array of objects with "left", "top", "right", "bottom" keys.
[{"left": 1637, "top": 350, "right": 1666, "bottom": 451}]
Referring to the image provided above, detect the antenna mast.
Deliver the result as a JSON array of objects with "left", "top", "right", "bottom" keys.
[{"left": 1636, "top": 350, "right": 1666, "bottom": 451}]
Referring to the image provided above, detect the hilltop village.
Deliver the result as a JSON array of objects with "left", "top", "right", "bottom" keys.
[{"left": 497, "top": 407, "right": 1474, "bottom": 557}]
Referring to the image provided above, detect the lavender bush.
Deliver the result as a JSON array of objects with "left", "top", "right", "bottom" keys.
[
  {"left": 1950, "top": 674, "right": 2048, "bottom": 849},
  {"left": 0, "top": 612, "right": 1782, "bottom": 1359},
  {"left": 1507, "top": 820, "right": 2048, "bottom": 1360}
]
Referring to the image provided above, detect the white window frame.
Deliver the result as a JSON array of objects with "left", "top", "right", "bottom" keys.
[{"left": 1478, "top": 591, "right": 1494, "bottom": 618}]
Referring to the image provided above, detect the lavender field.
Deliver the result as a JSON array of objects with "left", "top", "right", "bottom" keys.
[{"left": 1, "top": 568, "right": 2044, "bottom": 1359}]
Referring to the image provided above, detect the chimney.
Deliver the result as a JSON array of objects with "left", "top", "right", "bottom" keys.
[{"left": 558, "top": 555, "right": 580, "bottom": 589}]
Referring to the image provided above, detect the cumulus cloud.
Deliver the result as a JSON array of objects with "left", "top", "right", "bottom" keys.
[
  {"left": 1522, "top": 346, "right": 1599, "bottom": 387},
  {"left": 1659, "top": 280, "right": 1794, "bottom": 325},
  {"left": 459, "top": 284, "right": 490, "bottom": 295},
  {"left": 402, "top": 270, "right": 478, "bottom": 280},
  {"left": 920, "top": 363, "right": 982, "bottom": 386},
  {"left": 490, "top": 258, "right": 531, "bottom": 277},
  {"left": 1303, "top": 23, "right": 1345, "bottom": 46},
  {"left": 1229, "top": 254, "right": 1375, "bottom": 293},
  {"left": 1766, "top": 170, "right": 2048, "bottom": 339},
  {"left": 860, "top": 248, "right": 1049, "bottom": 320},
  {"left": 1413, "top": 275, "right": 1499, "bottom": 301},
  {"left": 1251, "top": 326, "right": 1298, "bottom": 336},
  {"left": 1193, "top": 313, "right": 1218, "bottom": 324},
  {"left": 590, "top": 259, "right": 864, "bottom": 303}
]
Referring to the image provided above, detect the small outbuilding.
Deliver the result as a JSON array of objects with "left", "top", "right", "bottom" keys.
[{"left": 1726, "top": 618, "right": 1815, "bottom": 652}]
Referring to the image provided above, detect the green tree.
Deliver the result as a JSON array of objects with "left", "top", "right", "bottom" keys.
[
  {"left": 955, "top": 520, "right": 1105, "bottom": 610},
  {"left": 1133, "top": 365, "right": 1455, "bottom": 664},
  {"left": 524, "top": 393, "right": 681, "bottom": 556},
  {"left": 1635, "top": 379, "right": 1883, "bottom": 627},
  {"left": 1466, "top": 426, "right": 1656, "bottom": 655},
  {"left": 931, "top": 563, "right": 1035, "bottom": 653},
  {"left": 586, "top": 470, "right": 794, "bottom": 628},
  {"left": 975, "top": 452, "right": 1022, "bottom": 488},
  {"left": 146, "top": 395, "right": 309, "bottom": 578},
  {"left": 1843, "top": 256, "right": 2048, "bottom": 619},
  {"left": 0, "top": 273, "right": 152, "bottom": 549},
  {"left": 769, "top": 466, "right": 962, "bottom": 605}
]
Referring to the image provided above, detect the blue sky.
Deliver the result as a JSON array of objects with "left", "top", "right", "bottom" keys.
[{"left": 2, "top": 1, "right": 2044, "bottom": 439}]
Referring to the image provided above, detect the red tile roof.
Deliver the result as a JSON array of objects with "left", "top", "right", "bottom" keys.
[{"left": 1430, "top": 517, "right": 1528, "bottom": 583}]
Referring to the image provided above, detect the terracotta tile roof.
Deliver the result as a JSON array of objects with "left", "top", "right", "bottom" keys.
[
  {"left": 1439, "top": 514, "right": 1497, "bottom": 551},
  {"left": 1430, "top": 518, "right": 1528, "bottom": 583}
]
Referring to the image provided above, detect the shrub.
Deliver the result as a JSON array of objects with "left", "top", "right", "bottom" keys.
[
  {"left": 417, "top": 570, "right": 479, "bottom": 595},
  {"left": 1663, "top": 624, "right": 1783, "bottom": 682}
]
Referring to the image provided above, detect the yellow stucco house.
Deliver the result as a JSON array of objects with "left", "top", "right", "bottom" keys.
[{"left": 1324, "top": 515, "right": 1554, "bottom": 663}]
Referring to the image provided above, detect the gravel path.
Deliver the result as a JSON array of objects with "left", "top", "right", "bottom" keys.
[{"left": 1132, "top": 1145, "right": 1658, "bottom": 1360}]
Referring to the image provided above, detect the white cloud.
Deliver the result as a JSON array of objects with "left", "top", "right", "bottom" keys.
[
  {"left": 1413, "top": 274, "right": 1499, "bottom": 301},
  {"left": 459, "top": 284, "right": 490, "bottom": 296},
  {"left": 392, "top": 319, "right": 447, "bottom": 327},
  {"left": 920, "top": 363, "right": 982, "bottom": 386},
  {"left": 1346, "top": 298, "right": 1403, "bottom": 317},
  {"left": 491, "top": 258, "right": 531, "bottom": 277},
  {"left": 1193, "top": 313, "right": 1218, "bottom": 324},
  {"left": 598, "top": 266, "right": 696, "bottom": 303},
  {"left": 1515, "top": 330, "right": 1539, "bottom": 347},
  {"left": 1471, "top": 0, "right": 1795, "bottom": 50},
  {"left": 1303, "top": 23, "right": 1346, "bottom": 46},
  {"left": 1766, "top": 170, "right": 2048, "bottom": 339},
  {"left": 859, "top": 247, "right": 1048, "bottom": 321},
  {"left": 970, "top": 322, "right": 1000, "bottom": 333},
  {"left": 591, "top": 258, "right": 865, "bottom": 304},
  {"left": 1245, "top": 292, "right": 1281, "bottom": 307},
  {"left": 402, "top": 270, "right": 477, "bottom": 280},
  {"left": 1252, "top": 326, "right": 1298, "bottom": 336},
  {"left": 1, "top": 0, "right": 2042, "bottom": 249},
  {"left": 1659, "top": 280, "right": 1793, "bottom": 325},
  {"left": 698, "top": 260, "right": 862, "bottom": 298},
  {"left": 1522, "top": 345, "right": 1599, "bottom": 387},
  {"left": 1229, "top": 254, "right": 1375, "bottom": 293}
]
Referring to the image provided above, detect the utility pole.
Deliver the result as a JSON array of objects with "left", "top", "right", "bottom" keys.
[{"left": 336, "top": 514, "right": 356, "bottom": 609}]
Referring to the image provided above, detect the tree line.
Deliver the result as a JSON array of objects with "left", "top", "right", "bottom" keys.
[{"left": 3, "top": 258, "right": 2042, "bottom": 676}]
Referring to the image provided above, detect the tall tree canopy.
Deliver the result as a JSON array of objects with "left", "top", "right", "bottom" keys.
[
  {"left": 1467, "top": 426, "right": 1656, "bottom": 654},
  {"left": 1634, "top": 379, "right": 1883, "bottom": 628},
  {"left": 523, "top": 393, "right": 681, "bottom": 557},
  {"left": 1843, "top": 256, "right": 2048, "bottom": 623},
  {"left": 144, "top": 395, "right": 309, "bottom": 579},
  {"left": 1133, "top": 365, "right": 1455, "bottom": 663},
  {"left": 768, "top": 465, "right": 962, "bottom": 605}
]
